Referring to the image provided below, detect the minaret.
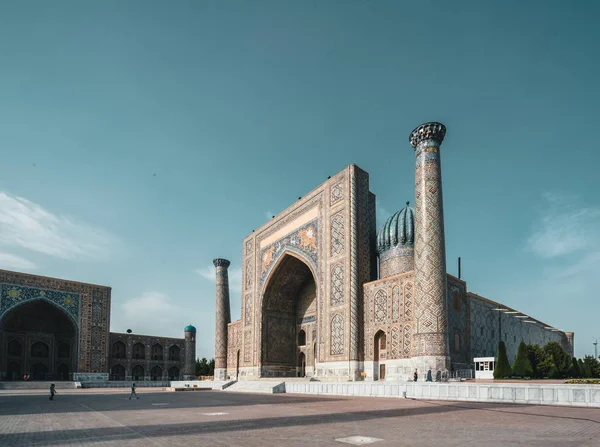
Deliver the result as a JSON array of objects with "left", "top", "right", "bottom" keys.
[
  {"left": 213, "top": 258, "right": 231, "bottom": 380},
  {"left": 409, "top": 122, "right": 450, "bottom": 372},
  {"left": 183, "top": 325, "right": 197, "bottom": 380}
]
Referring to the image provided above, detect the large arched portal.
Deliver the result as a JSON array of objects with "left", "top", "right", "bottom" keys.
[
  {"left": 261, "top": 254, "right": 317, "bottom": 377},
  {"left": 0, "top": 300, "right": 77, "bottom": 380}
]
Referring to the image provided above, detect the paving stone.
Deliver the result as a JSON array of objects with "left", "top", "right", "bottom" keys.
[{"left": 0, "top": 388, "right": 599, "bottom": 446}]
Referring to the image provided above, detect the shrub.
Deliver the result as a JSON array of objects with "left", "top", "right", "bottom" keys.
[
  {"left": 512, "top": 341, "right": 533, "bottom": 377},
  {"left": 494, "top": 341, "right": 512, "bottom": 379}
]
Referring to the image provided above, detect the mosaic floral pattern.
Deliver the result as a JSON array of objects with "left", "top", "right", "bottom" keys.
[
  {"left": 330, "top": 314, "right": 344, "bottom": 355},
  {"left": 331, "top": 264, "right": 344, "bottom": 306},
  {"left": 259, "top": 220, "right": 319, "bottom": 286},
  {"left": 330, "top": 212, "right": 345, "bottom": 257},
  {"left": 246, "top": 240, "right": 253, "bottom": 256},
  {"left": 0, "top": 284, "right": 80, "bottom": 324},
  {"left": 245, "top": 260, "right": 252, "bottom": 290},
  {"left": 244, "top": 331, "right": 251, "bottom": 363},
  {"left": 374, "top": 289, "right": 387, "bottom": 323}
]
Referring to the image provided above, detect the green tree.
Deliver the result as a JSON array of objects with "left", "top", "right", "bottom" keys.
[
  {"left": 543, "top": 342, "right": 570, "bottom": 378},
  {"left": 196, "top": 357, "right": 210, "bottom": 376},
  {"left": 494, "top": 341, "right": 512, "bottom": 379},
  {"left": 208, "top": 358, "right": 215, "bottom": 376},
  {"left": 569, "top": 357, "right": 581, "bottom": 378},
  {"left": 583, "top": 355, "right": 600, "bottom": 378},
  {"left": 512, "top": 341, "right": 533, "bottom": 377},
  {"left": 527, "top": 344, "right": 546, "bottom": 378},
  {"left": 578, "top": 359, "right": 586, "bottom": 378}
]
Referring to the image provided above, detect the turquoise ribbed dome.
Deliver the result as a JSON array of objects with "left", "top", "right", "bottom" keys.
[
  {"left": 376, "top": 202, "right": 415, "bottom": 254},
  {"left": 184, "top": 325, "right": 196, "bottom": 332}
]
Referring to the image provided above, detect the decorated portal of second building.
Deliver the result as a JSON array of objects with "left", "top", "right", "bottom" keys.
[{"left": 214, "top": 122, "right": 573, "bottom": 382}]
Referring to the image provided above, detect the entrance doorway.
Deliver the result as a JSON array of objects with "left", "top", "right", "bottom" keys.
[
  {"left": 298, "top": 352, "right": 306, "bottom": 377},
  {"left": 261, "top": 253, "right": 317, "bottom": 377},
  {"left": 374, "top": 330, "right": 387, "bottom": 381}
]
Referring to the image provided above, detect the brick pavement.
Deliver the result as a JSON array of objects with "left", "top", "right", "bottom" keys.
[{"left": 0, "top": 388, "right": 599, "bottom": 446}]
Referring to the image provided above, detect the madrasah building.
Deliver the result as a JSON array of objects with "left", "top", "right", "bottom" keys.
[{"left": 212, "top": 122, "right": 573, "bottom": 382}]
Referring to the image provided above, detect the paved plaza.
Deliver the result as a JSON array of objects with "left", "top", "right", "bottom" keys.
[{"left": 1, "top": 388, "right": 599, "bottom": 446}]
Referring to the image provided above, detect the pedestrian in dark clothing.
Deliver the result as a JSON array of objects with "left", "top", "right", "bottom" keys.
[
  {"left": 413, "top": 369, "right": 418, "bottom": 382},
  {"left": 129, "top": 382, "right": 139, "bottom": 400},
  {"left": 426, "top": 369, "right": 433, "bottom": 382},
  {"left": 49, "top": 383, "right": 56, "bottom": 400}
]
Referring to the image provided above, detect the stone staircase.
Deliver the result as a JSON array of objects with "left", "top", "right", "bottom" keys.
[
  {"left": 0, "top": 381, "right": 79, "bottom": 390},
  {"left": 224, "top": 380, "right": 286, "bottom": 394}
]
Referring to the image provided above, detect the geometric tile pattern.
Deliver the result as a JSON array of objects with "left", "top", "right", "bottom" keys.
[
  {"left": 330, "top": 212, "right": 345, "bottom": 257},
  {"left": 331, "top": 182, "right": 343, "bottom": 206},
  {"left": 403, "top": 324, "right": 412, "bottom": 356},
  {"left": 392, "top": 286, "right": 400, "bottom": 321},
  {"left": 245, "top": 260, "right": 252, "bottom": 290},
  {"left": 244, "top": 294, "right": 252, "bottom": 326},
  {"left": 244, "top": 330, "right": 251, "bottom": 363},
  {"left": 374, "top": 289, "right": 387, "bottom": 323},
  {"left": 404, "top": 282, "right": 413, "bottom": 320},
  {"left": 331, "top": 314, "right": 344, "bottom": 355},
  {"left": 213, "top": 259, "right": 231, "bottom": 370},
  {"left": 410, "top": 122, "right": 448, "bottom": 358},
  {"left": 331, "top": 264, "right": 344, "bottom": 306},
  {"left": 391, "top": 325, "right": 400, "bottom": 357}
]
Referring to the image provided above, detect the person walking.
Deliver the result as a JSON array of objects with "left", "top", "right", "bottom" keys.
[
  {"left": 129, "top": 382, "right": 139, "bottom": 400},
  {"left": 426, "top": 369, "right": 433, "bottom": 382},
  {"left": 49, "top": 383, "right": 57, "bottom": 400},
  {"left": 413, "top": 369, "right": 418, "bottom": 382}
]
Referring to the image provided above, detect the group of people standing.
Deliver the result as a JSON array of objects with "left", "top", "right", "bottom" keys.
[{"left": 413, "top": 368, "right": 434, "bottom": 382}]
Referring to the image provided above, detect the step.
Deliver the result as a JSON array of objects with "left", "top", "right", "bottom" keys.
[{"left": 224, "top": 380, "right": 285, "bottom": 394}]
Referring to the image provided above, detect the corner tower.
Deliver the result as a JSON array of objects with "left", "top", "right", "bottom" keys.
[
  {"left": 213, "top": 258, "right": 231, "bottom": 380},
  {"left": 409, "top": 122, "right": 450, "bottom": 371},
  {"left": 183, "top": 325, "right": 197, "bottom": 380}
]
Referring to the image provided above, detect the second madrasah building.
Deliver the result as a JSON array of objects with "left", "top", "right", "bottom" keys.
[{"left": 212, "top": 122, "right": 573, "bottom": 382}]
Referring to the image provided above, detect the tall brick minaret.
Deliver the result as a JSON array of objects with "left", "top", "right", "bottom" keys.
[
  {"left": 213, "top": 258, "right": 231, "bottom": 380},
  {"left": 409, "top": 122, "right": 450, "bottom": 372}
]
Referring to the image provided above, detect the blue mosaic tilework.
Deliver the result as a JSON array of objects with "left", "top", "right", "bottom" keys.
[
  {"left": 0, "top": 283, "right": 80, "bottom": 325},
  {"left": 259, "top": 220, "right": 319, "bottom": 288}
]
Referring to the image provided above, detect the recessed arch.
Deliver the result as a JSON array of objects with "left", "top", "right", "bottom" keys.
[
  {"left": 168, "top": 344, "right": 180, "bottom": 361},
  {"left": 151, "top": 343, "right": 163, "bottom": 361},
  {"left": 150, "top": 365, "right": 163, "bottom": 380},
  {"left": 132, "top": 342, "right": 145, "bottom": 360},
  {"left": 111, "top": 364, "right": 126, "bottom": 381},
  {"left": 260, "top": 253, "right": 317, "bottom": 377},
  {"left": 112, "top": 341, "right": 126, "bottom": 359},
  {"left": 259, "top": 248, "right": 319, "bottom": 299},
  {"left": 0, "top": 296, "right": 79, "bottom": 330},
  {"left": 131, "top": 365, "right": 145, "bottom": 381}
]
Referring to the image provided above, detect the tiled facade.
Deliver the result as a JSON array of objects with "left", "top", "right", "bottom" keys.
[
  {"left": 0, "top": 269, "right": 196, "bottom": 381},
  {"left": 216, "top": 122, "right": 573, "bottom": 382}
]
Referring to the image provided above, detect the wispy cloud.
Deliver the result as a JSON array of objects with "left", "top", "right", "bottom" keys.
[
  {"left": 115, "top": 291, "right": 187, "bottom": 337},
  {"left": 0, "top": 252, "right": 36, "bottom": 270},
  {"left": 527, "top": 192, "right": 600, "bottom": 259},
  {"left": 0, "top": 191, "right": 114, "bottom": 260},
  {"left": 195, "top": 264, "right": 242, "bottom": 295}
]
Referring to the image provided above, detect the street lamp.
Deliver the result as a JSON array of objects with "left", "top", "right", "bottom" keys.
[{"left": 593, "top": 337, "right": 599, "bottom": 360}]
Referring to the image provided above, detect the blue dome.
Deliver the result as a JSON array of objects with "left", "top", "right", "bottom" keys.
[
  {"left": 184, "top": 325, "right": 196, "bottom": 332},
  {"left": 376, "top": 202, "right": 415, "bottom": 255}
]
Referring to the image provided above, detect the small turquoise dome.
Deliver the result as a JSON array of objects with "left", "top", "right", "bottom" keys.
[
  {"left": 184, "top": 324, "right": 196, "bottom": 332},
  {"left": 376, "top": 202, "right": 415, "bottom": 255}
]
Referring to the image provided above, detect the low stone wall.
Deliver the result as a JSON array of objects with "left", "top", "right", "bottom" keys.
[
  {"left": 80, "top": 381, "right": 170, "bottom": 388},
  {"left": 284, "top": 381, "right": 600, "bottom": 408}
]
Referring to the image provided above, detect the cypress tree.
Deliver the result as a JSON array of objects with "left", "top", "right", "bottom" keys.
[
  {"left": 570, "top": 357, "right": 580, "bottom": 378},
  {"left": 494, "top": 341, "right": 512, "bottom": 379},
  {"left": 512, "top": 341, "right": 533, "bottom": 377},
  {"left": 578, "top": 359, "right": 586, "bottom": 378}
]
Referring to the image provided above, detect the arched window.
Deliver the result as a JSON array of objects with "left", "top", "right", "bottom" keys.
[
  {"left": 150, "top": 365, "right": 163, "bottom": 381},
  {"left": 133, "top": 343, "right": 145, "bottom": 360},
  {"left": 132, "top": 365, "right": 145, "bottom": 381},
  {"left": 8, "top": 339, "right": 22, "bottom": 357},
  {"left": 31, "top": 341, "right": 49, "bottom": 358},
  {"left": 454, "top": 332, "right": 461, "bottom": 352},
  {"left": 168, "top": 345, "right": 181, "bottom": 361},
  {"left": 151, "top": 343, "right": 163, "bottom": 361},
  {"left": 57, "top": 363, "right": 70, "bottom": 380},
  {"left": 111, "top": 364, "right": 126, "bottom": 381},
  {"left": 168, "top": 366, "right": 180, "bottom": 380},
  {"left": 112, "top": 341, "right": 126, "bottom": 359},
  {"left": 298, "top": 330, "right": 306, "bottom": 346}
]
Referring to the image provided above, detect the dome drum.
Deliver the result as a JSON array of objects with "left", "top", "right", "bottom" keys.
[{"left": 379, "top": 245, "right": 415, "bottom": 278}]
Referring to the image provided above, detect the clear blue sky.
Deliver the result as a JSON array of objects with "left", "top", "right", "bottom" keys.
[{"left": 1, "top": 1, "right": 598, "bottom": 359}]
